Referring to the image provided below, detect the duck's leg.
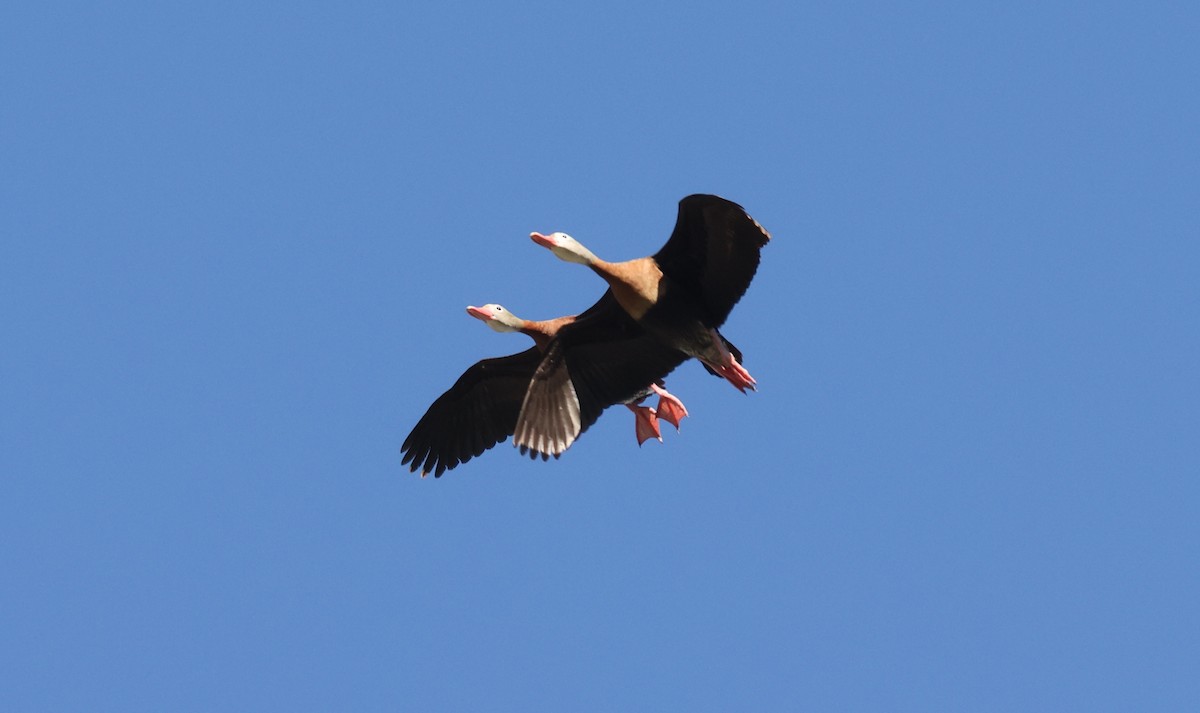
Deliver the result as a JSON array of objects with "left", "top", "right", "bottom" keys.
[
  {"left": 625, "top": 403, "right": 662, "bottom": 445},
  {"left": 650, "top": 383, "right": 689, "bottom": 429},
  {"left": 705, "top": 328, "right": 757, "bottom": 393}
]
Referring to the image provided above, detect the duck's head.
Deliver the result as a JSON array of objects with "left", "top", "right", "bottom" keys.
[
  {"left": 530, "top": 231, "right": 598, "bottom": 265},
  {"left": 466, "top": 303, "right": 525, "bottom": 333}
]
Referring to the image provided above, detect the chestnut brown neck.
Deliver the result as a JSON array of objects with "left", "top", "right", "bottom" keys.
[
  {"left": 590, "top": 257, "right": 664, "bottom": 320},
  {"left": 519, "top": 315, "right": 577, "bottom": 352}
]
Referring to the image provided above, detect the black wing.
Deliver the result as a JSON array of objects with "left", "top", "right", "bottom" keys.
[
  {"left": 401, "top": 347, "right": 543, "bottom": 477},
  {"left": 651, "top": 194, "right": 771, "bottom": 327},
  {"left": 513, "top": 292, "right": 689, "bottom": 459}
]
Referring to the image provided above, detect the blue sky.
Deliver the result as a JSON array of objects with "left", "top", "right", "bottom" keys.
[{"left": 3, "top": 1, "right": 1198, "bottom": 710}]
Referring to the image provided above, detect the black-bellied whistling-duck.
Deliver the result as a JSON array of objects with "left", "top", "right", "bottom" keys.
[
  {"left": 516, "top": 194, "right": 769, "bottom": 458},
  {"left": 401, "top": 291, "right": 694, "bottom": 476},
  {"left": 465, "top": 303, "right": 688, "bottom": 445}
]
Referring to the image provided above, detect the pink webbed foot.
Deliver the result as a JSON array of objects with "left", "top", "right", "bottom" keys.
[
  {"left": 650, "top": 383, "right": 689, "bottom": 430},
  {"left": 626, "top": 403, "right": 662, "bottom": 445},
  {"left": 715, "top": 357, "right": 757, "bottom": 393},
  {"left": 706, "top": 327, "right": 757, "bottom": 393}
]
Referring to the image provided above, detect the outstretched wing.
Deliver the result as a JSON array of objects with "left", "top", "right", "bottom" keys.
[
  {"left": 402, "top": 347, "right": 543, "bottom": 477},
  {"left": 652, "top": 194, "right": 771, "bottom": 327},
  {"left": 513, "top": 292, "right": 688, "bottom": 459}
]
